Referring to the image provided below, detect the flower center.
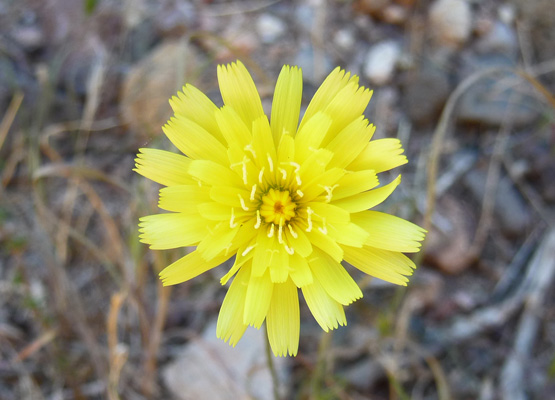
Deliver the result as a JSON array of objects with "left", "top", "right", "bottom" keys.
[{"left": 260, "top": 189, "right": 296, "bottom": 225}]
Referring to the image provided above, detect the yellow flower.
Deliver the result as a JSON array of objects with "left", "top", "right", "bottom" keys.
[{"left": 135, "top": 61, "right": 426, "bottom": 356}]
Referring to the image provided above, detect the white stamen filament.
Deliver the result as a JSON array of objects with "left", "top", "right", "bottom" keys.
[
  {"left": 278, "top": 216, "right": 284, "bottom": 244},
  {"left": 230, "top": 208, "right": 238, "bottom": 228},
  {"left": 296, "top": 189, "right": 304, "bottom": 198},
  {"left": 284, "top": 243, "right": 294, "bottom": 255},
  {"left": 244, "top": 144, "right": 257, "bottom": 159},
  {"left": 242, "top": 245, "right": 256, "bottom": 257},
  {"left": 258, "top": 167, "right": 265, "bottom": 184},
  {"left": 238, "top": 194, "right": 249, "bottom": 211},
  {"left": 267, "top": 154, "right": 274, "bottom": 172},
  {"left": 250, "top": 184, "right": 257, "bottom": 201},
  {"left": 268, "top": 223, "right": 275, "bottom": 238},
  {"left": 278, "top": 167, "right": 287, "bottom": 180},
  {"left": 306, "top": 207, "right": 314, "bottom": 232},
  {"left": 287, "top": 223, "right": 298, "bottom": 238},
  {"left": 322, "top": 184, "right": 339, "bottom": 203},
  {"left": 318, "top": 217, "right": 328, "bottom": 235},
  {"left": 255, "top": 210, "right": 261, "bottom": 229}
]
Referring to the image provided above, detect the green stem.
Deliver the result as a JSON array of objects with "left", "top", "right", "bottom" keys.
[{"left": 264, "top": 324, "right": 281, "bottom": 400}]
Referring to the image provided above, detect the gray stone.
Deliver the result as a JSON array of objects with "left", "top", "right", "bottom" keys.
[
  {"left": 457, "top": 54, "right": 541, "bottom": 128},
  {"left": 363, "top": 40, "right": 401, "bottom": 86},
  {"left": 476, "top": 22, "right": 518, "bottom": 57},
  {"left": 162, "top": 320, "right": 288, "bottom": 400},
  {"left": 463, "top": 170, "right": 531, "bottom": 237},
  {"left": 429, "top": 0, "right": 473, "bottom": 47},
  {"left": 257, "top": 14, "right": 287, "bottom": 44}
]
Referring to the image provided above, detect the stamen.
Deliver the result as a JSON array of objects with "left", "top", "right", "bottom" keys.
[
  {"left": 283, "top": 242, "right": 295, "bottom": 255},
  {"left": 250, "top": 184, "right": 257, "bottom": 201},
  {"left": 267, "top": 154, "right": 274, "bottom": 172},
  {"left": 223, "top": 242, "right": 233, "bottom": 256},
  {"left": 255, "top": 210, "right": 262, "bottom": 229},
  {"left": 242, "top": 161, "right": 248, "bottom": 185},
  {"left": 318, "top": 217, "right": 328, "bottom": 235},
  {"left": 278, "top": 216, "right": 284, "bottom": 244},
  {"left": 238, "top": 194, "right": 249, "bottom": 211},
  {"left": 268, "top": 223, "right": 275, "bottom": 238},
  {"left": 230, "top": 208, "right": 238, "bottom": 228},
  {"left": 242, "top": 245, "right": 256, "bottom": 257},
  {"left": 278, "top": 167, "right": 287, "bottom": 180},
  {"left": 321, "top": 184, "right": 339, "bottom": 203},
  {"left": 258, "top": 167, "right": 265, "bottom": 184},
  {"left": 296, "top": 189, "right": 304, "bottom": 198},
  {"left": 289, "top": 162, "right": 301, "bottom": 174},
  {"left": 287, "top": 223, "right": 298, "bottom": 238},
  {"left": 244, "top": 144, "right": 257, "bottom": 159},
  {"left": 306, "top": 207, "right": 314, "bottom": 232}
]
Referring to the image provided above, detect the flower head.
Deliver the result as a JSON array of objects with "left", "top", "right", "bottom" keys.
[{"left": 135, "top": 61, "right": 426, "bottom": 356}]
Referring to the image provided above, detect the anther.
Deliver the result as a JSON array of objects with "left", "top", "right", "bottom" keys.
[
  {"left": 296, "top": 189, "right": 304, "bottom": 198},
  {"left": 268, "top": 223, "right": 275, "bottom": 238}
]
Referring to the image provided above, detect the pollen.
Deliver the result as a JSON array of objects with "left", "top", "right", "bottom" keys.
[{"left": 260, "top": 189, "right": 296, "bottom": 225}]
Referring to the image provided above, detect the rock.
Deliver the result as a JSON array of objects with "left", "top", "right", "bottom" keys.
[
  {"left": 363, "top": 40, "right": 401, "bottom": 86},
  {"left": 463, "top": 170, "right": 531, "bottom": 237},
  {"left": 162, "top": 320, "right": 288, "bottom": 400},
  {"left": 457, "top": 54, "right": 541, "bottom": 128},
  {"left": 257, "top": 14, "right": 287, "bottom": 44},
  {"left": 429, "top": 0, "right": 472, "bottom": 47},
  {"left": 404, "top": 62, "right": 450, "bottom": 125},
  {"left": 355, "top": 0, "right": 391, "bottom": 15},
  {"left": 120, "top": 40, "right": 202, "bottom": 138},
  {"left": 333, "top": 28, "right": 356, "bottom": 52},
  {"left": 424, "top": 195, "right": 477, "bottom": 274}
]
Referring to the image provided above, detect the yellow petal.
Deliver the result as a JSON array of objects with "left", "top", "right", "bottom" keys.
[
  {"left": 294, "top": 112, "right": 332, "bottom": 163},
  {"left": 162, "top": 116, "right": 228, "bottom": 165},
  {"left": 348, "top": 138, "right": 408, "bottom": 173},
  {"left": 327, "top": 222, "right": 369, "bottom": 248},
  {"left": 308, "top": 249, "right": 362, "bottom": 305},
  {"left": 134, "top": 148, "right": 194, "bottom": 186},
  {"left": 322, "top": 83, "right": 373, "bottom": 145},
  {"left": 158, "top": 185, "right": 211, "bottom": 212},
  {"left": 301, "top": 277, "right": 346, "bottom": 332},
  {"left": 159, "top": 250, "right": 230, "bottom": 286},
  {"left": 169, "top": 84, "right": 225, "bottom": 143},
  {"left": 289, "top": 252, "right": 313, "bottom": 287},
  {"left": 343, "top": 246, "right": 416, "bottom": 286},
  {"left": 217, "top": 263, "right": 250, "bottom": 346},
  {"left": 243, "top": 268, "right": 273, "bottom": 328},
  {"left": 188, "top": 159, "right": 243, "bottom": 188},
  {"left": 215, "top": 105, "right": 252, "bottom": 151},
  {"left": 327, "top": 117, "right": 375, "bottom": 168},
  {"left": 285, "top": 224, "right": 313, "bottom": 257},
  {"left": 139, "top": 213, "right": 208, "bottom": 249},
  {"left": 298, "top": 67, "right": 357, "bottom": 131},
  {"left": 251, "top": 115, "right": 277, "bottom": 168},
  {"left": 351, "top": 211, "right": 426, "bottom": 252},
  {"left": 266, "top": 279, "right": 300, "bottom": 356},
  {"left": 304, "top": 228, "right": 343, "bottom": 262},
  {"left": 196, "top": 222, "right": 239, "bottom": 261},
  {"left": 332, "top": 175, "right": 401, "bottom": 213},
  {"left": 332, "top": 170, "right": 379, "bottom": 200},
  {"left": 218, "top": 61, "right": 264, "bottom": 127},
  {"left": 271, "top": 65, "right": 302, "bottom": 145}
]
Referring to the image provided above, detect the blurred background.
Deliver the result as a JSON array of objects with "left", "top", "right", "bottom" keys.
[{"left": 0, "top": 0, "right": 554, "bottom": 399}]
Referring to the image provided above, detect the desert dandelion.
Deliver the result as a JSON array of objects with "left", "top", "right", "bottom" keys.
[{"left": 135, "top": 61, "right": 426, "bottom": 356}]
